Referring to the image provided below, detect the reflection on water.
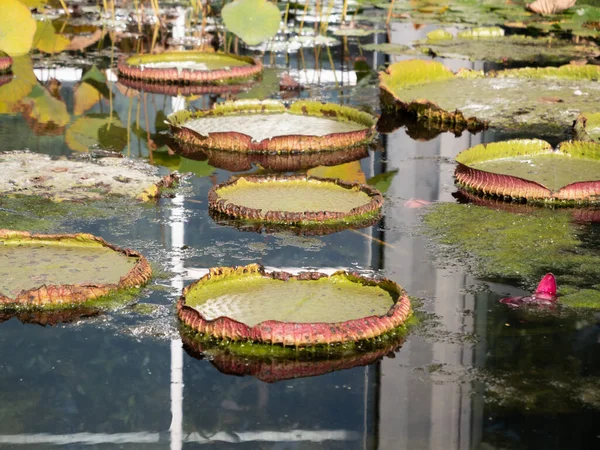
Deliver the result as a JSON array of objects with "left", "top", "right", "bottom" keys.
[{"left": 0, "top": 3, "right": 599, "bottom": 450}]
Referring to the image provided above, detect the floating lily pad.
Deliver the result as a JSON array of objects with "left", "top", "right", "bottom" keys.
[
  {"left": 360, "top": 43, "right": 412, "bottom": 55},
  {"left": 168, "top": 100, "right": 376, "bottom": 153},
  {"left": 455, "top": 139, "right": 600, "bottom": 203},
  {"left": 222, "top": 0, "right": 281, "bottom": 45},
  {"left": 0, "top": 230, "right": 151, "bottom": 309},
  {"left": 0, "top": 151, "right": 178, "bottom": 202},
  {"left": 173, "top": 141, "right": 369, "bottom": 172},
  {"left": 574, "top": 112, "right": 600, "bottom": 142},
  {"left": 380, "top": 60, "right": 600, "bottom": 135},
  {"left": 208, "top": 175, "right": 383, "bottom": 229},
  {"left": 0, "top": 0, "right": 36, "bottom": 56},
  {"left": 181, "top": 323, "right": 407, "bottom": 382},
  {"left": 416, "top": 34, "right": 600, "bottom": 65},
  {"left": 116, "top": 77, "right": 250, "bottom": 97},
  {"left": 177, "top": 264, "right": 412, "bottom": 347},
  {"left": 117, "top": 52, "right": 262, "bottom": 85}
]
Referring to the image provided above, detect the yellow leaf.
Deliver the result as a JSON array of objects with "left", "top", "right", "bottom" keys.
[
  {"left": 0, "top": 0, "right": 36, "bottom": 56},
  {"left": 0, "top": 55, "right": 37, "bottom": 114},
  {"left": 22, "top": 84, "right": 69, "bottom": 127},
  {"left": 74, "top": 82, "right": 102, "bottom": 116},
  {"left": 34, "top": 20, "right": 70, "bottom": 54},
  {"left": 308, "top": 161, "right": 366, "bottom": 184}
]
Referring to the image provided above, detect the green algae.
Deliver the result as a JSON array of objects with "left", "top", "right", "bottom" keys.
[
  {"left": 423, "top": 203, "right": 600, "bottom": 309},
  {"left": 185, "top": 272, "right": 395, "bottom": 326}
]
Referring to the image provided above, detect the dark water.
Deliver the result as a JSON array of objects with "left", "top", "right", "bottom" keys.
[{"left": 0, "top": 5, "right": 599, "bottom": 450}]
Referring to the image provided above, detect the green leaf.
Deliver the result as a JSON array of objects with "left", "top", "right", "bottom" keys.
[
  {"left": 222, "top": 0, "right": 281, "bottom": 45},
  {"left": 367, "top": 170, "right": 398, "bottom": 194}
]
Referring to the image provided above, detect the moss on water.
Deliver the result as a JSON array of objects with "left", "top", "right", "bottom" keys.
[{"left": 423, "top": 203, "right": 600, "bottom": 309}]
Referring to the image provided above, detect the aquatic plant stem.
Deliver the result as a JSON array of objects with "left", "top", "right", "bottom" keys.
[
  {"left": 386, "top": 0, "right": 395, "bottom": 25},
  {"left": 59, "top": 0, "right": 70, "bottom": 16},
  {"left": 299, "top": 0, "right": 309, "bottom": 33}
]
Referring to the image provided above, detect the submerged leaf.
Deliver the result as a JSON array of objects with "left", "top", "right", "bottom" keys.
[
  {"left": 0, "top": 55, "right": 37, "bottom": 114},
  {"left": 33, "top": 20, "right": 70, "bottom": 54},
  {"left": 22, "top": 84, "right": 69, "bottom": 127},
  {"left": 65, "top": 114, "right": 126, "bottom": 152},
  {"left": 367, "top": 170, "right": 399, "bottom": 194},
  {"left": 0, "top": 0, "right": 36, "bottom": 56},
  {"left": 222, "top": 0, "right": 281, "bottom": 45}
]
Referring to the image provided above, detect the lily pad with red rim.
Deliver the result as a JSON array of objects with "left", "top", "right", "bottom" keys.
[
  {"left": 117, "top": 52, "right": 262, "bottom": 85},
  {"left": 0, "top": 52, "right": 11, "bottom": 73},
  {"left": 455, "top": 139, "right": 600, "bottom": 204},
  {"left": 0, "top": 230, "right": 151, "bottom": 310},
  {"left": 208, "top": 174, "right": 383, "bottom": 232},
  {"left": 177, "top": 264, "right": 412, "bottom": 347},
  {"left": 379, "top": 60, "right": 600, "bottom": 136},
  {"left": 167, "top": 100, "right": 377, "bottom": 153}
]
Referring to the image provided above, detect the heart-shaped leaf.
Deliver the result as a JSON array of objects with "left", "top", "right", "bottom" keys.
[{"left": 222, "top": 0, "right": 281, "bottom": 45}]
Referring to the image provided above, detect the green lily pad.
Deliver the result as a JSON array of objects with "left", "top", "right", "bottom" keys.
[
  {"left": 222, "top": 0, "right": 281, "bottom": 45},
  {"left": 380, "top": 60, "right": 600, "bottom": 136},
  {"left": 0, "top": 230, "right": 151, "bottom": 310},
  {"left": 455, "top": 139, "right": 600, "bottom": 202},
  {"left": 178, "top": 264, "right": 412, "bottom": 347},
  {"left": 360, "top": 42, "right": 412, "bottom": 55}
]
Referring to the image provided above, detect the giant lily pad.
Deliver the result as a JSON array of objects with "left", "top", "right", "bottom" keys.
[
  {"left": 177, "top": 264, "right": 412, "bottom": 347},
  {"left": 181, "top": 324, "right": 407, "bottom": 382},
  {"left": 0, "top": 230, "right": 151, "bottom": 309},
  {"left": 0, "top": 151, "right": 178, "bottom": 202},
  {"left": 379, "top": 60, "right": 600, "bottom": 135},
  {"left": 221, "top": 0, "right": 281, "bottom": 46},
  {"left": 116, "top": 78, "right": 250, "bottom": 97},
  {"left": 416, "top": 33, "right": 600, "bottom": 65},
  {"left": 168, "top": 100, "right": 376, "bottom": 153},
  {"left": 117, "top": 52, "right": 262, "bottom": 85},
  {"left": 173, "top": 141, "right": 369, "bottom": 172},
  {"left": 455, "top": 139, "right": 600, "bottom": 203},
  {"left": 208, "top": 175, "right": 383, "bottom": 229}
]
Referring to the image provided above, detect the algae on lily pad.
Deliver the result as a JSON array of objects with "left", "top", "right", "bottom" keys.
[
  {"left": 0, "top": 230, "right": 151, "bottom": 309},
  {"left": 208, "top": 174, "right": 383, "bottom": 230},
  {"left": 0, "top": 151, "right": 178, "bottom": 202},
  {"left": 416, "top": 33, "right": 600, "bottom": 65},
  {"left": 168, "top": 100, "right": 376, "bottom": 153},
  {"left": 222, "top": 0, "right": 281, "bottom": 46},
  {"left": 177, "top": 264, "right": 412, "bottom": 347},
  {"left": 117, "top": 52, "right": 262, "bottom": 85},
  {"left": 455, "top": 139, "right": 600, "bottom": 203},
  {"left": 380, "top": 60, "right": 600, "bottom": 136}
]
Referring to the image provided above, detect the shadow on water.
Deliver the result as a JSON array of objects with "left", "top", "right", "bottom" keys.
[{"left": 0, "top": 1, "right": 599, "bottom": 449}]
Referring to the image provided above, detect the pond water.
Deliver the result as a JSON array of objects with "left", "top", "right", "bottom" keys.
[{"left": 0, "top": 3, "right": 599, "bottom": 450}]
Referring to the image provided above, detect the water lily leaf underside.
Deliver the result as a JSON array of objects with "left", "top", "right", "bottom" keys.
[
  {"left": 182, "top": 325, "right": 406, "bottom": 382},
  {"left": 168, "top": 100, "right": 376, "bottom": 153},
  {"left": 0, "top": 230, "right": 151, "bottom": 308},
  {"left": 177, "top": 264, "right": 412, "bottom": 347},
  {"left": 380, "top": 60, "right": 600, "bottom": 135},
  {"left": 208, "top": 175, "right": 384, "bottom": 228},
  {"left": 0, "top": 151, "right": 177, "bottom": 202},
  {"left": 117, "top": 52, "right": 262, "bottom": 85},
  {"left": 455, "top": 139, "right": 600, "bottom": 203}
]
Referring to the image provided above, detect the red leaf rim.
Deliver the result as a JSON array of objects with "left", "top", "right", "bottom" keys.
[
  {"left": 454, "top": 141, "right": 600, "bottom": 204},
  {"left": 174, "top": 141, "right": 370, "bottom": 172},
  {"left": 168, "top": 100, "right": 377, "bottom": 153},
  {"left": 181, "top": 330, "right": 406, "bottom": 383},
  {"left": 177, "top": 264, "right": 412, "bottom": 347},
  {"left": 207, "top": 174, "right": 384, "bottom": 226},
  {"left": 116, "top": 78, "right": 251, "bottom": 96},
  {"left": 117, "top": 52, "right": 262, "bottom": 84},
  {"left": 0, "top": 230, "right": 152, "bottom": 308}
]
